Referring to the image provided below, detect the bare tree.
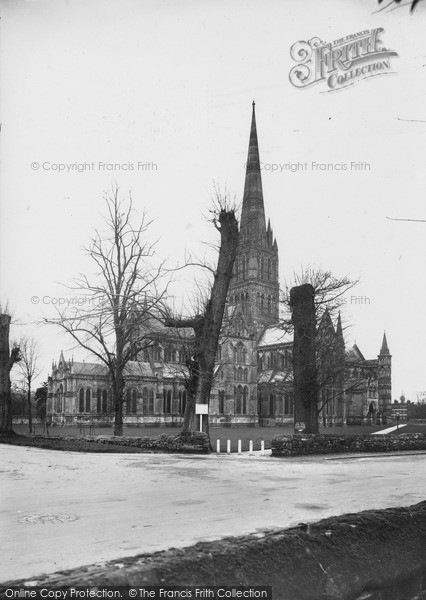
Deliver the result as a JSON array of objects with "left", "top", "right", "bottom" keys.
[
  {"left": 10, "top": 383, "right": 26, "bottom": 422},
  {"left": 47, "top": 185, "right": 168, "bottom": 436},
  {"left": 283, "top": 268, "right": 358, "bottom": 433},
  {"left": 35, "top": 382, "right": 48, "bottom": 429},
  {"left": 377, "top": 0, "right": 421, "bottom": 14},
  {"left": 0, "top": 313, "right": 21, "bottom": 435},
  {"left": 18, "top": 338, "right": 41, "bottom": 433},
  {"left": 283, "top": 268, "right": 357, "bottom": 324},
  {"left": 163, "top": 192, "right": 239, "bottom": 438}
]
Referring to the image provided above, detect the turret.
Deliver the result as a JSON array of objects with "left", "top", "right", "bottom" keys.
[
  {"left": 336, "top": 312, "right": 345, "bottom": 350},
  {"left": 378, "top": 332, "right": 391, "bottom": 417}
]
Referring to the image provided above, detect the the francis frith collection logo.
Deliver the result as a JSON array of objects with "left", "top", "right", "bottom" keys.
[{"left": 289, "top": 28, "right": 398, "bottom": 91}]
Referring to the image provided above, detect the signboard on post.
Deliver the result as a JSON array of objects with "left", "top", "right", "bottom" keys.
[
  {"left": 294, "top": 421, "right": 305, "bottom": 434},
  {"left": 195, "top": 404, "right": 209, "bottom": 432}
]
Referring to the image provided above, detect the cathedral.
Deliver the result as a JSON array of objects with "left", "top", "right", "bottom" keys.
[{"left": 47, "top": 104, "right": 392, "bottom": 427}]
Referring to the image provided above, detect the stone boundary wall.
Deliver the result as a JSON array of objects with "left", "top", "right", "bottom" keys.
[
  {"left": 4, "top": 431, "right": 210, "bottom": 454},
  {"left": 2, "top": 502, "right": 425, "bottom": 600},
  {"left": 271, "top": 432, "right": 426, "bottom": 457},
  {"left": 86, "top": 431, "right": 210, "bottom": 453}
]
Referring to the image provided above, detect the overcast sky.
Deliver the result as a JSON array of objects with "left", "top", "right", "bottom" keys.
[{"left": 1, "top": 0, "right": 425, "bottom": 401}]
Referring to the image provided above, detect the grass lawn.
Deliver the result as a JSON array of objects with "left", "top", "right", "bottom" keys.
[{"left": 12, "top": 422, "right": 388, "bottom": 452}]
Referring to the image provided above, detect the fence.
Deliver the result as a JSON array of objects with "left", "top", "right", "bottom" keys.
[{"left": 215, "top": 438, "right": 268, "bottom": 455}]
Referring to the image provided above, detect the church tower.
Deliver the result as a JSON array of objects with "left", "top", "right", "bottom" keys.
[
  {"left": 212, "top": 103, "right": 279, "bottom": 426},
  {"left": 228, "top": 102, "right": 280, "bottom": 333},
  {"left": 377, "top": 332, "right": 391, "bottom": 417}
]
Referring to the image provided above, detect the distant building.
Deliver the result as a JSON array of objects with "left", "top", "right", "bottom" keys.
[
  {"left": 417, "top": 391, "right": 426, "bottom": 404},
  {"left": 47, "top": 104, "right": 391, "bottom": 427},
  {"left": 390, "top": 395, "right": 409, "bottom": 421}
]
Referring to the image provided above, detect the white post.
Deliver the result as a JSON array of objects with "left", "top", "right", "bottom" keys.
[
  {"left": 216, "top": 439, "right": 220, "bottom": 454},
  {"left": 249, "top": 440, "right": 253, "bottom": 455},
  {"left": 199, "top": 414, "right": 203, "bottom": 432},
  {"left": 261, "top": 440, "right": 265, "bottom": 456},
  {"left": 237, "top": 439, "right": 242, "bottom": 455},
  {"left": 227, "top": 439, "right": 231, "bottom": 454}
]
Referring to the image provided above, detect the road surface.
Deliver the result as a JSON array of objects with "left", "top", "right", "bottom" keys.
[{"left": 1, "top": 445, "right": 426, "bottom": 583}]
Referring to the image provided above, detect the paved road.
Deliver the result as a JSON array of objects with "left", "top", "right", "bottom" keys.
[{"left": 1, "top": 445, "right": 426, "bottom": 583}]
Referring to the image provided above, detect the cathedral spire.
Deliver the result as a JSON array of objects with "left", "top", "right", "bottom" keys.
[
  {"left": 379, "top": 332, "right": 390, "bottom": 355},
  {"left": 240, "top": 101, "right": 266, "bottom": 236}
]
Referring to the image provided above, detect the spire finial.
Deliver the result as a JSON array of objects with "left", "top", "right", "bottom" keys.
[
  {"left": 380, "top": 332, "right": 390, "bottom": 355},
  {"left": 336, "top": 311, "right": 344, "bottom": 346},
  {"left": 241, "top": 101, "right": 265, "bottom": 236}
]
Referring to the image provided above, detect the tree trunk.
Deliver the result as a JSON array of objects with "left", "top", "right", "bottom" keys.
[
  {"left": 112, "top": 336, "right": 126, "bottom": 436},
  {"left": 194, "top": 210, "right": 239, "bottom": 433},
  {"left": 181, "top": 393, "right": 196, "bottom": 433},
  {"left": 166, "top": 208, "right": 239, "bottom": 441},
  {"left": 290, "top": 284, "right": 319, "bottom": 434},
  {"left": 181, "top": 361, "right": 199, "bottom": 433},
  {"left": 114, "top": 400, "right": 123, "bottom": 436},
  {"left": 27, "top": 385, "right": 32, "bottom": 433},
  {"left": 0, "top": 315, "right": 18, "bottom": 435},
  {"left": 112, "top": 368, "right": 125, "bottom": 436}
]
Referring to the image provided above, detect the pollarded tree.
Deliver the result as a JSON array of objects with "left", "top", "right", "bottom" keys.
[
  {"left": 163, "top": 193, "right": 239, "bottom": 437},
  {"left": 47, "top": 185, "right": 168, "bottom": 436},
  {"left": 284, "top": 268, "right": 358, "bottom": 433},
  {"left": 0, "top": 313, "right": 21, "bottom": 434}
]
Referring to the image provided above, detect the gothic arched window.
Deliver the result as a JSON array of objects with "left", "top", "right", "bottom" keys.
[
  {"left": 152, "top": 346, "right": 161, "bottom": 361},
  {"left": 149, "top": 388, "right": 154, "bottom": 414},
  {"left": 85, "top": 389, "right": 91, "bottom": 412},
  {"left": 218, "top": 390, "right": 225, "bottom": 414},
  {"left": 163, "top": 389, "right": 172, "bottom": 414},
  {"left": 79, "top": 388, "right": 85, "bottom": 413},
  {"left": 56, "top": 385, "right": 63, "bottom": 413},
  {"left": 126, "top": 389, "right": 137, "bottom": 414},
  {"left": 178, "top": 390, "right": 187, "bottom": 415},
  {"left": 102, "top": 390, "right": 108, "bottom": 413},
  {"left": 284, "top": 393, "right": 289, "bottom": 415},
  {"left": 142, "top": 388, "right": 149, "bottom": 413},
  {"left": 269, "top": 393, "right": 275, "bottom": 416},
  {"left": 242, "top": 257, "right": 247, "bottom": 279},
  {"left": 235, "top": 385, "right": 243, "bottom": 414},
  {"left": 243, "top": 386, "right": 249, "bottom": 414}
]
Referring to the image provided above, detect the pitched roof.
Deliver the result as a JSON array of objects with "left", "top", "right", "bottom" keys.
[
  {"left": 346, "top": 344, "right": 366, "bottom": 363},
  {"left": 258, "top": 368, "right": 293, "bottom": 385},
  {"left": 68, "top": 359, "right": 186, "bottom": 380},
  {"left": 72, "top": 362, "right": 109, "bottom": 377},
  {"left": 258, "top": 325, "right": 292, "bottom": 348}
]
